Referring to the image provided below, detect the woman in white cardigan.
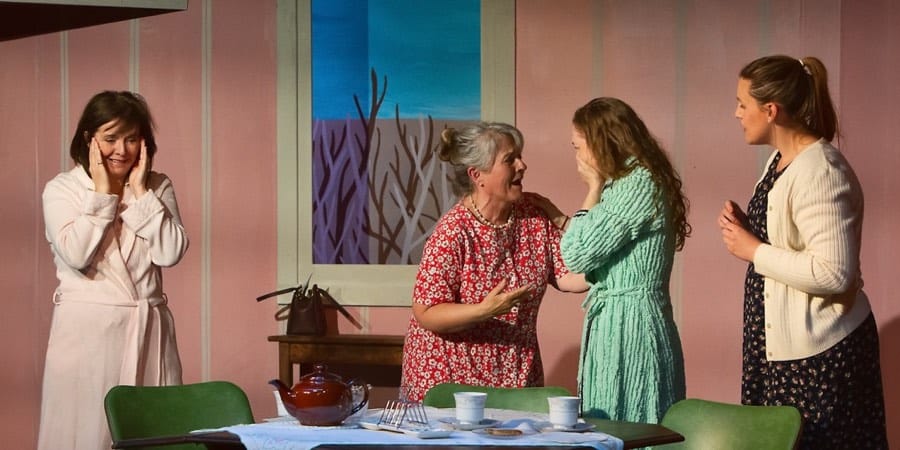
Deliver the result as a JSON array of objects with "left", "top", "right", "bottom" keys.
[
  {"left": 718, "top": 55, "right": 887, "bottom": 449},
  {"left": 37, "top": 91, "right": 188, "bottom": 450}
]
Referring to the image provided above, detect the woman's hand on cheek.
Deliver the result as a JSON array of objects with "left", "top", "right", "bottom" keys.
[
  {"left": 89, "top": 138, "right": 112, "bottom": 194},
  {"left": 129, "top": 141, "right": 150, "bottom": 197},
  {"left": 575, "top": 154, "right": 605, "bottom": 190}
]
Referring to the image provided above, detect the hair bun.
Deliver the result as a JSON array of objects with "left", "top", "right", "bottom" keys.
[{"left": 437, "top": 128, "right": 457, "bottom": 161}]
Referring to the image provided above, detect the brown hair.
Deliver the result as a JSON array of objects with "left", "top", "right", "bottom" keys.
[
  {"left": 70, "top": 91, "right": 157, "bottom": 175},
  {"left": 739, "top": 55, "right": 838, "bottom": 141},
  {"left": 572, "top": 97, "right": 691, "bottom": 250}
]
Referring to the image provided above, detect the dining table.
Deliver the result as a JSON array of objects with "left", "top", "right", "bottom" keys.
[{"left": 112, "top": 407, "right": 683, "bottom": 450}]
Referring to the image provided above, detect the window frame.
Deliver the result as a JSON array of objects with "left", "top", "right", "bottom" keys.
[{"left": 276, "top": 0, "right": 515, "bottom": 306}]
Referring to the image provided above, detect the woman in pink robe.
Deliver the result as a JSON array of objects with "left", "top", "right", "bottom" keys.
[{"left": 37, "top": 91, "right": 188, "bottom": 449}]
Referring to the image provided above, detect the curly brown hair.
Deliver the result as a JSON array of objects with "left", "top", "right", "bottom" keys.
[{"left": 572, "top": 97, "right": 691, "bottom": 250}]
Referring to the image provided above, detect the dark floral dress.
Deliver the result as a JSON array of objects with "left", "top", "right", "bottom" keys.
[{"left": 741, "top": 153, "right": 888, "bottom": 449}]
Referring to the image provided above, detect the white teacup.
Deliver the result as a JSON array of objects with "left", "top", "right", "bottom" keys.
[
  {"left": 547, "top": 396, "right": 580, "bottom": 428},
  {"left": 344, "top": 383, "right": 372, "bottom": 424},
  {"left": 453, "top": 391, "right": 487, "bottom": 424}
]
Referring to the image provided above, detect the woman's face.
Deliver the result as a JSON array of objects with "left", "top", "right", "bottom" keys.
[
  {"left": 570, "top": 127, "right": 593, "bottom": 163},
  {"left": 570, "top": 126, "right": 603, "bottom": 173},
  {"left": 478, "top": 135, "right": 526, "bottom": 203},
  {"left": 735, "top": 77, "right": 771, "bottom": 145},
  {"left": 92, "top": 119, "right": 141, "bottom": 180}
]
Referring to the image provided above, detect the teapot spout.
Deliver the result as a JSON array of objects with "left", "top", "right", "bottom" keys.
[{"left": 269, "top": 379, "right": 292, "bottom": 402}]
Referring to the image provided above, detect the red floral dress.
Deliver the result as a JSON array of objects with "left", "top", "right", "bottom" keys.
[{"left": 401, "top": 199, "right": 569, "bottom": 401}]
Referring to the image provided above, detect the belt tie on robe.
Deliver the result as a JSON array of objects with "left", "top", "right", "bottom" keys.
[
  {"left": 582, "top": 284, "right": 663, "bottom": 317},
  {"left": 53, "top": 291, "right": 168, "bottom": 385}
]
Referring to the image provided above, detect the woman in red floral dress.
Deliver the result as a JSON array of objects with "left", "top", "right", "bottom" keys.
[{"left": 401, "top": 122, "right": 588, "bottom": 402}]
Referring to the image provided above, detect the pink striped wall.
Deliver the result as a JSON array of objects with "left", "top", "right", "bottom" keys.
[
  {"left": 515, "top": 0, "right": 594, "bottom": 394},
  {"left": 1, "top": 1, "right": 897, "bottom": 448},
  {"left": 206, "top": 0, "right": 279, "bottom": 386},
  {"left": 841, "top": 1, "right": 900, "bottom": 446},
  {"left": 138, "top": 0, "right": 206, "bottom": 383}
]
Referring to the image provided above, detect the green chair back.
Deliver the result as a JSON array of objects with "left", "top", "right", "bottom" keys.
[
  {"left": 104, "top": 381, "right": 255, "bottom": 450},
  {"left": 422, "top": 383, "right": 572, "bottom": 413},
  {"left": 660, "top": 398, "right": 802, "bottom": 450}
]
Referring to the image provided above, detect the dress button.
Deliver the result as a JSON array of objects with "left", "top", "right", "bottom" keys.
[{"left": 766, "top": 323, "right": 772, "bottom": 329}]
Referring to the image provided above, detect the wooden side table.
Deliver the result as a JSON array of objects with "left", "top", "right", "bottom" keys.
[{"left": 268, "top": 334, "right": 405, "bottom": 387}]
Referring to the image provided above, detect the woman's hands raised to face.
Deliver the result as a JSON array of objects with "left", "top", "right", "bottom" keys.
[{"left": 88, "top": 137, "right": 150, "bottom": 198}]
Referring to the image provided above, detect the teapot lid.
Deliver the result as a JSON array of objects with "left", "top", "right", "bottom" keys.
[{"left": 298, "top": 363, "right": 343, "bottom": 385}]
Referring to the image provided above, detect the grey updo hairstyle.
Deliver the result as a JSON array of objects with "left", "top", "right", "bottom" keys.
[{"left": 437, "top": 122, "right": 524, "bottom": 197}]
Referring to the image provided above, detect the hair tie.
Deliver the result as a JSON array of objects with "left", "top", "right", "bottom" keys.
[{"left": 798, "top": 59, "right": 812, "bottom": 76}]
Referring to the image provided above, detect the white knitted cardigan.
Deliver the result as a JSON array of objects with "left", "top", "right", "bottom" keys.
[{"left": 753, "top": 139, "right": 871, "bottom": 360}]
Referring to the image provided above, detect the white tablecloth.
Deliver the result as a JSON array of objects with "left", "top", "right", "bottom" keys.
[{"left": 205, "top": 407, "right": 623, "bottom": 450}]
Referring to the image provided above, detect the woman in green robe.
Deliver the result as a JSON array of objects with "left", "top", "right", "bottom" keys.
[{"left": 553, "top": 97, "right": 689, "bottom": 423}]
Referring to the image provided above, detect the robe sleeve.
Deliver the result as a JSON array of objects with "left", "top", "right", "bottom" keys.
[
  {"left": 120, "top": 173, "right": 189, "bottom": 267},
  {"left": 42, "top": 174, "right": 118, "bottom": 270},
  {"left": 561, "top": 168, "right": 664, "bottom": 274}
]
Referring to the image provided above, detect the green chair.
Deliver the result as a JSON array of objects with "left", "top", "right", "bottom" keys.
[
  {"left": 422, "top": 383, "right": 572, "bottom": 413},
  {"left": 660, "top": 398, "right": 802, "bottom": 450},
  {"left": 104, "top": 381, "right": 255, "bottom": 449}
]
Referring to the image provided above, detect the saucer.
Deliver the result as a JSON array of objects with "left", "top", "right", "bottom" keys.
[
  {"left": 358, "top": 420, "right": 453, "bottom": 438},
  {"left": 358, "top": 420, "right": 381, "bottom": 431},
  {"left": 472, "top": 427, "right": 526, "bottom": 440},
  {"left": 262, "top": 415, "right": 297, "bottom": 423},
  {"left": 540, "top": 421, "right": 596, "bottom": 433},
  {"left": 264, "top": 417, "right": 359, "bottom": 429},
  {"left": 438, "top": 417, "right": 501, "bottom": 430}
]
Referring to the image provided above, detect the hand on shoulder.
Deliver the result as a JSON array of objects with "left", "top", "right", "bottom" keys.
[{"left": 524, "top": 192, "right": 568, "bottom": 229}]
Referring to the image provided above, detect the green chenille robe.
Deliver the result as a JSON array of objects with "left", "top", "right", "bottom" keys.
[{"left": 560, "top": 165, "right": 685, "bottom": 424}]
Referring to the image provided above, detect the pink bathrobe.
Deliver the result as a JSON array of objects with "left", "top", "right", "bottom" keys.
[{"left": 38, "top": 166, "right": 188, "bottom": 450}]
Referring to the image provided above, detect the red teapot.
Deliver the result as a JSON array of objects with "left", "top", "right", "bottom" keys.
[{"left": 269, "top": 363, "right": 369, "bottom": 426}]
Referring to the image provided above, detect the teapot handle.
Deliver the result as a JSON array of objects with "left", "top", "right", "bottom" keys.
[{"left": 347, "top": 378, "right": 370, "bottom": 416}]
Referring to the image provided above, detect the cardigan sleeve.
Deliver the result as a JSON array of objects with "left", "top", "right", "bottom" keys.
[
  {"left": 753, "top": 149, "right": 863, "bottom": 295},
  {"left": 560, "top": 168, "right": 664, "bottom": 274}
]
